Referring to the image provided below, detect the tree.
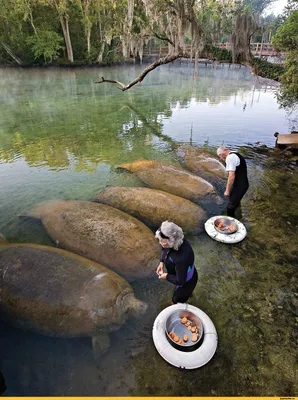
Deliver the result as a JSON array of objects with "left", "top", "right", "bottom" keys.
[
  {"left": 230, "top": 0, "right": 275, "bottom": 64},
  {"left": 26, "top": 29, "right": 64, "bottom": 62},
  {"left": 272, "top": 9, "right": 298, "bottom": 107},
  {"left": 0, "top": 0, "right": 30, "bottom": 64},
  {"left": 94, "top": 0, "right": 127, "bottom": 63},
  {"left": 45, "top": 0, "right": 74, "bottom": 62},
  {"left": 0, "top": 0, "right": 277, "bottom": 72},
  {"left": 15, "top": 0, "right": 39, "bottom": 35},
  {"left": 97, "top": 0, "right": 237, "bottom": 90}
]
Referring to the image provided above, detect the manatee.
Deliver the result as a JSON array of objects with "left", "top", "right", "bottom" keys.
[
  {"left": 92, "top": 186, "right": 207, "bottom": 234},
  {"left": 20, "top": 200, "right": 160, "bottom": 280},
  {"left": 176, "top": 145, "right": 226, "bottom": 179},
  {"left": 0, "top": 243, "right": 147, "bottom": 356},
  {"left": 117, "top": 160, "right": 221, "bottom": 203}
]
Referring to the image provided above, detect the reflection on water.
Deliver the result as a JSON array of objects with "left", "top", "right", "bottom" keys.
[{"left": 0, "top": 65, "right": 297, "bottom": 396}]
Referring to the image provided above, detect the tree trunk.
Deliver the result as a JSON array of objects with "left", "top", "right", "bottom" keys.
[
  {"left": 97, "top": 42, "right": 105, "bottom": 64},
  {"left": 60, "top": 16, "right": 73, "bottom": 62},
  {"left": 246, "top": 34, "right": 253, "bottom": 62},
  {"left": 0, "top": 42, "right": 22, "bottom": 65},
  {"left": 259, "top": 31, "right": 264, "bottom": 57},
  {"left": 87, "top": 29, "right": 91, "bottom": 56},
  {"left": 194, "top": 49, "right": 198, "bottom": 76},
  {"left": 29, "top": 9, "right": 37, "bottom": 35}
]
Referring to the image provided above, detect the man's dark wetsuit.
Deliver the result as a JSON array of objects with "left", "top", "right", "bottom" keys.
[
  {"left": 227, "top": 152, "right": 249, "bottom": 217},
  {"left": 160, "top": 239, "right": 198, "bottom": 304}
]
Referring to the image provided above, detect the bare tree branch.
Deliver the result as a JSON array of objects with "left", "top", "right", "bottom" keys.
[
  {"left": 95, "top": 77, "right": 126, "bottom": 90},
  {"left": 153, "top": 31, "right": 175, "bottom": 46},
  {"left": 95, "top": 53, "right": 182, "bottom": 91},
  {"left": 0, "top": 41, "right": 23, "bottom": 65}
]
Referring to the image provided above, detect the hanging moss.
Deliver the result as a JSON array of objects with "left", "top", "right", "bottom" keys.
[{"left": 231, "top": 12, "right": 258, "bottom": 63}]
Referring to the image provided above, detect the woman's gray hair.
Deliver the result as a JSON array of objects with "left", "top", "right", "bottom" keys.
[{"left": 155, "top": 221, "right": 184, "bottom": 250}]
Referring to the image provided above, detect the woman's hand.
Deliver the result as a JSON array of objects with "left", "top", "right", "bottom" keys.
[
  {"left": 158, "top": 272, "right": 168, "bottom": 280},
  {"left": 156, "top": 262, "right": 164, "bottom": 276}
]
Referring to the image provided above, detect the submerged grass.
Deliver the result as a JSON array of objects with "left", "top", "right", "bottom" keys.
[{"left": 129, "top": 151, "right": 298, "bottom": 396}]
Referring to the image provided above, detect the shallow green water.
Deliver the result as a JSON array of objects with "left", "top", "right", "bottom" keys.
[{"left": 0, "top": 65, "right": 297, "bottom": 396}]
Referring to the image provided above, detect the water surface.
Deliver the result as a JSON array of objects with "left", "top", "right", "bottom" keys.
[{"left": 0, "top": 64, "right": 297, "bottom": 396}]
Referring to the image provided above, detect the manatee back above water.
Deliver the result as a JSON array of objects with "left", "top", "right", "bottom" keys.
[
  {"left": 118, "top": 160, "right": 221, "bottom": 203},
  {"left": 92, "top": 186, "right": 207, "bottom": 234},
  {"left": 176, "top": 145, "right": 226, "bottom": 179},
  {"left": 22, "top": 200, "right": 160, "bottom": 280},
  {"left": 0, "top": 243, "right": 147, "bottom": 338}
]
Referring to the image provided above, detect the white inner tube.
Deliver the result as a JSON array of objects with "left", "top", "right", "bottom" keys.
[
  {"left": 152, "top": 304, "right": 217, "bottom": 369},
  {"left": 204, "top": 216, "right": 247, "bottom": 244}
]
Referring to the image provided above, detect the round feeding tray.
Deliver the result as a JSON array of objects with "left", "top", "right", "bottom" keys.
[
  {"left": 205, "top": 215, "right": 247, "bottom": 244},
  {"left": 152, "top": 304, "right": 217, "bottom": 369},
  {"left": 166, "top": 309, "right": 204, "bottom": 352},
  {"left": 214, "top": 217, "right": 238, "bottom": 235}
]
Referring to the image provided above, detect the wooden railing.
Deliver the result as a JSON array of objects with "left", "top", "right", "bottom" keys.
[
  {"left": 143, "top": 43, "right": 280, "bottom": 58},
  {"left": 217, "top": 42, "right": 278, "bottom": 56}
]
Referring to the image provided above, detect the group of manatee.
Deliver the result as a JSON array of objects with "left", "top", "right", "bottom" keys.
[{"left": 0, "top": 145, "right": 226, "bottom": 357}]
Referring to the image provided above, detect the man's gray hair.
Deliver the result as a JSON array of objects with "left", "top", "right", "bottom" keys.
[
  {"left": 216, "top": 145, "right": 228, "bottom": 156},
  {"left": 155, "top": 221, "right": 184, "bottom": 250}
]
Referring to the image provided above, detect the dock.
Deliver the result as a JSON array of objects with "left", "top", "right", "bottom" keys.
[{"left": 274, "top": 132, "right": 298, "bottom": 149}]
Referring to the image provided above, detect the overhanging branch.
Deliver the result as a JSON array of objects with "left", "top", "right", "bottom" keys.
[
  {"left": 153, "top": 32, "right": 175, "bottom": 46},
  {"left": 95, "top": 53, "right": 182, "bottom": 91},
  {"left": 95, "top": 77, "right": 126, "bottom": 90}
]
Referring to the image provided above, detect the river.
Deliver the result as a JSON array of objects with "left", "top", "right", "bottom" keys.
[{"left": 0, "top": 64, "right": 297, "bottom": 396}]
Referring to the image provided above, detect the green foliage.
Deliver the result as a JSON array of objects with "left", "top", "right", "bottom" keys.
[
  {"left": 102, "top": 37, "right": 125, "bottom": 65},
  {"left": 276, "top": 54, "right": 298, "bottom": 107},
  {"left": 0, "top": 0, "right": 285, "bottom": 72},
  {"left": 250, "top": 57, "right": 284, "bottom": 81},
  {"left": 26, "top": 30, "right": 64, "bottom": 62},
  {"left": 272, "top": 10, "right": 298, "bottom": 107},
  {"left": 272, "top": 10, "right": 298, "bottom": 52},
  {"left": 211, "top": 46, "right": 232, "bottom": 62}
]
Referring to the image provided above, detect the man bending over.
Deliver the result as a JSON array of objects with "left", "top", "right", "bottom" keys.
[{"left": 217, "top": 146, "right": 249, "bottom": 217}]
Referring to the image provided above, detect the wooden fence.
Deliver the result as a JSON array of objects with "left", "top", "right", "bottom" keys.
[{"left": 143, "top": 43, "right": 280, "bottom": 58}]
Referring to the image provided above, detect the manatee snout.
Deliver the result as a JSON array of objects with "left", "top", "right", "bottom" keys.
[
  {"left": 211, "top": 193, "right": 225, "bottom": 205},
  {"left": 119, "top": 292, "right": 148, "bottom": 320},
  {"left": 130, "top": 298, "right": 148, "bottom": 319}
]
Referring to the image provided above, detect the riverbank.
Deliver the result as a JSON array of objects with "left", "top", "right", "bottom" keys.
[{"left": 0, "top": 54, "right": 285, "bottom": 84}]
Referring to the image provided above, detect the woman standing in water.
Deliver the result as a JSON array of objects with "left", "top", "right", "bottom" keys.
[{"left": 155, "top": 221, "right": 198, "bottom": 304}]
